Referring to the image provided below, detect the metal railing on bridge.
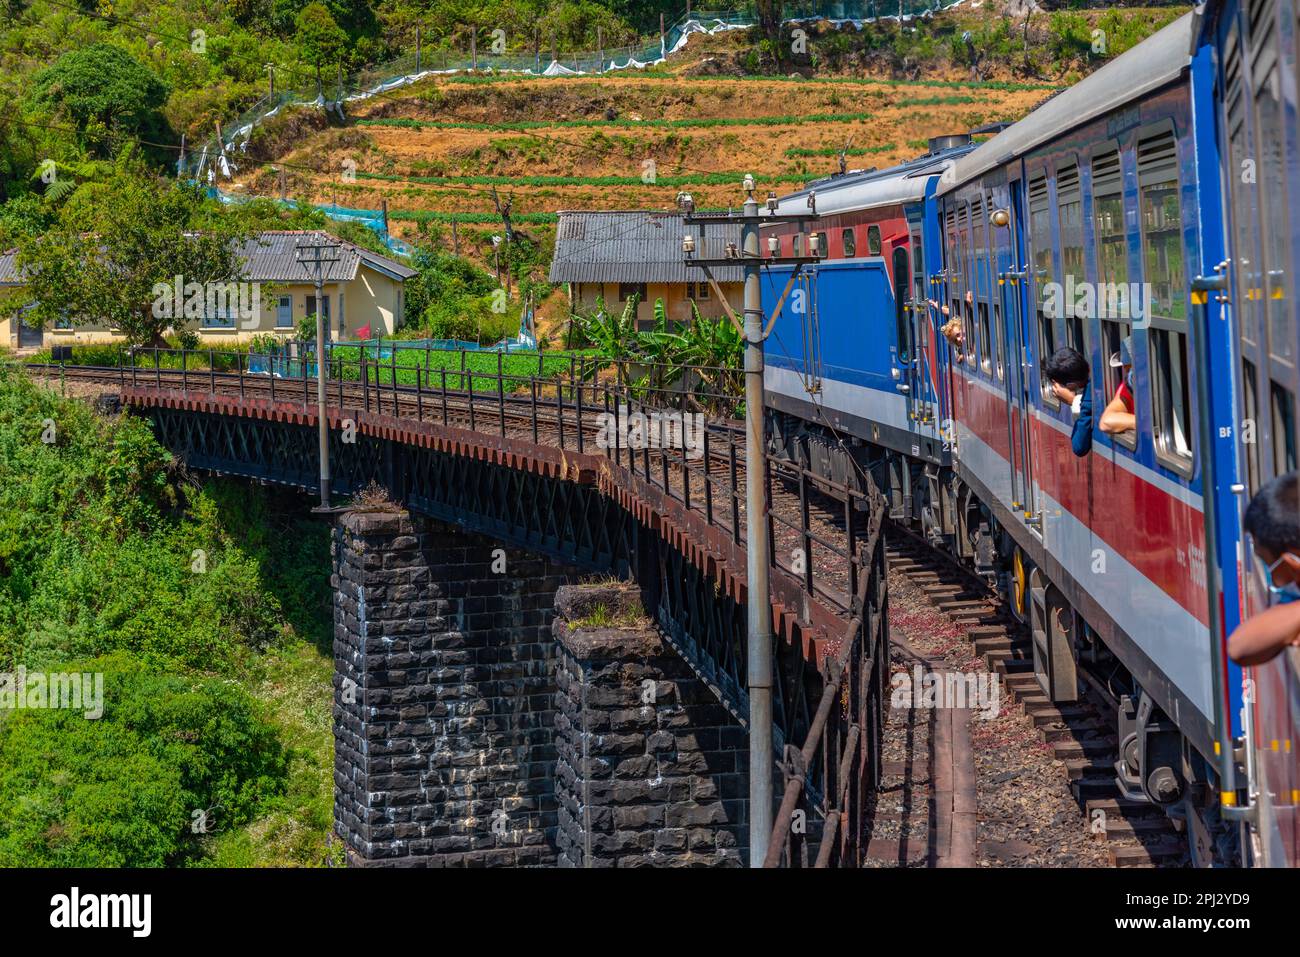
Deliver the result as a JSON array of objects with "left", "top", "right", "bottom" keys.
[{"left": 29, "top": 344, "right": 889, "bottom": 867}]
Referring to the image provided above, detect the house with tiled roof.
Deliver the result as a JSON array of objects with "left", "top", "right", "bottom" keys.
[
  {"left": 548, "top": 210, "right": 744, "bottom": 329},
  {"left": 0, "top": 230, "right": 417, "bottom": 348}
]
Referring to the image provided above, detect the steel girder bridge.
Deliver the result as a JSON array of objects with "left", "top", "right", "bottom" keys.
[{"left": 34, "top": 348, "right": 889, "bottom": 866}]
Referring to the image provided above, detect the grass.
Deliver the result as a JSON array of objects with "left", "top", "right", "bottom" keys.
[
  {"left": 329, "top": 344, "right": 596, "bottom": 393},
  {"left": 570, "top": 601, "right": 649, "bottom": 630},
  {"left": 784, "top": 142, "right": 898, "bottom": 158},
  {"left": 357, "top": 110, "right": 879, "bottom": 133},
  {"left": 388, "top": 210, "right": 561, "bottom": 224},
  {"left": 356, "top": 170, "right": 805, "bottom": 188},
  {"left": 422, "top": 72, "right": 1059, "bottom": 91}
]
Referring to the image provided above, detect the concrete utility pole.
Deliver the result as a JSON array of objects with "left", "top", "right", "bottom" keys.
[
  {"left": 296, "top": 235, "right": 343, "bottom": 509},
  {"left": 682, "top": 181, "right": 816, "bottom": 867}
]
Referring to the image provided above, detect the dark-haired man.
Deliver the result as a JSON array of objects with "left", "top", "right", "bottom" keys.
[
  {"left": 1043, "top": 347, "right": 1092, "bottom": 457},
  {"left": 1228, "top": 472, "right": 1300, "bottom": 665}
]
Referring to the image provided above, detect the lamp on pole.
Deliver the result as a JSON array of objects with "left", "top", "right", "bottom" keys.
[
  {"left": 682, "top": 180, "right": 818, "bottom": 867},
  {"left": 296, "top": 234, "right": 342, "bottom": 509}
]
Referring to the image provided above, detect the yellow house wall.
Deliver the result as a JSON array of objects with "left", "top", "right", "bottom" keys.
[
  {"left": 6, "top": 265, "right": 406, "bottom": 348},
  {"left": 571, "top": 281, "right": 743, "bottom": 326}
]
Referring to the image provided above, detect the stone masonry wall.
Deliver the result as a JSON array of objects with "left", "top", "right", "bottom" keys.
[
  {"left": 552, "top": 583, "right": 746, "bottom": 867},
  {"left": 333, "top": 509, "right": 577, "bottom": 867}
]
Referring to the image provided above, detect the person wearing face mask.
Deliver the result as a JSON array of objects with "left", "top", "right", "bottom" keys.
[
  {"left": 1043, "top": 347, "right": 1092, "bottom": 457},
  {"left": 1228, "top": 472, "right": 1300, "bottom": 666},
  {"left": 1098, "top": 336, "right": 1137, "bottom": 436}
]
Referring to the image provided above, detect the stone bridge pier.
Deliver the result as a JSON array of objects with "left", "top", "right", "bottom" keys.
[{"left": 331, "top": 509, "right": 746, "bottom": 867}]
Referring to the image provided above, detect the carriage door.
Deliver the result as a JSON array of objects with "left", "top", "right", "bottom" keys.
[
  {"left": 908, "top": 216, "right": 935, "bottom": 428},
  {"left": 1007, "top": 177, "right": 1038, "bottom": 525},
  {"left": 893, "top": 245, "right": 917, "bottom": 424}
]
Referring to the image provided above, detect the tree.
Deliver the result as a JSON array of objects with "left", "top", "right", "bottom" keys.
[
  {"left": 13, "top": 172, "right": 250, "bottom": 347},
  {"left": 27, "top": 45, "right": 170, "bottom": 157},
  {"left": 295, "top": 3, "right": 348, "bottom": 91},
  {"left": 756, "top": 0, "right": 783, "bottom": 48}
]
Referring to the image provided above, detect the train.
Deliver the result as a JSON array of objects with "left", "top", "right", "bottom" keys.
[{"left": 758, "top": 4, "right": 1299, "bottom": 867}]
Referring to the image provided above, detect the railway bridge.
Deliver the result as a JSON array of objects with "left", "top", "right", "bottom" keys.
[{"left": 41, "top": 350, "right": 889, "bottom": 868}]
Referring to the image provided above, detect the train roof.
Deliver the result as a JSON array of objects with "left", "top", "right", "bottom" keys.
[
  {"left": 769, "top": 140, "right": 979, "bottom": 218},
  {"left": 938, "top": 11, "right": 1196, "bottom": 194}
]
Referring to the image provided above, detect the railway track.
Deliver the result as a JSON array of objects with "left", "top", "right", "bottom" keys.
[
  {"left": 883, "top": 523, "right": 1189, "bottom": 868},
  {"left": 28, "top": 362, "right": 870, "bottom": 617}
]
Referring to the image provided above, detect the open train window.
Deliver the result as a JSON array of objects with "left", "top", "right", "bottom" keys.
[
  {"left": 1037, "top": 309, "right": 1058, "bottom": 407},
  {"left": 842, "top": 228, "right": 856, "bottom": 258},
  {"left": 1101, "top": 320, "right": 1135, "bottom": 450},
  {"left": 1092, "top": 147, "right": 1134, "bottom": 448},
  {"left": 1138, "top": 129, "right": 1192, "bottom": 472},
  {"left": 1243, "top": 359, "right": 1262, "bottom": 494},
  {"left": 978, "top": 302, "right": 992, "bottom": 375},
  {"left": 793, "top": 233, "right": 803, "bottom": 257},
  {"left": 963, "top": 299, "right": 975, "bottom": 368},
  {"left": 1272, "top": 383, "right": 1297, "bottom": 475},
  {"left": 867, "top": 225, "right": 882, "bottom": 256},
  {"left": 993, "top": 303, "right": 1004, "bottom": 381},
  {"left": 1151, "top": 328, "right": 1193, "bottom": 467}
]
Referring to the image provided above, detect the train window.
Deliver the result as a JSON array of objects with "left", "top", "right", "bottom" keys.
[
  {"left": 1151, "top": 327, "right": 1193, "bottom": 467},
  {"left": 1139, "top": 129, "right": 1192, "bottom": 471},
  {"left": 1138, "top": 133, "right": 1186, "bottom": 323},
  {"left": 1057, "top": 164, "right": 1087, "bottom": 355},
  {"left": 1028, "top": 174, "right": 1053, "bottom": 322},
  {"left": 1243, "top": 359, "right": 1262, "bottom": 494},
  {"left": 1093, "top": 148, "right": 1132, "bottom": 423},
  {"left": 1254, "top": 47, "right": 1296, "bottom": 370},
  {"left": 1037, "top": 309, "right": 1058, "bottom": 407},
  {"left": 962, "top": 299, "right": 975, "bottom": 368},
  {"left": 867, "top": 225, "right": 882, "bottom": 256},
  {"left": 813, "top": 231, "right": 828, "bottom": 258},
  {"left": 993, "top": 304, "right": 1005, "bottom": 381},
  {"left": 1272, "top": 383, "right": 1297, "bottom": 475},
  {"left": 793, "top": 233, "right": 803, "bottom": 256},
  {"left": 1102, "top": 321, "right": 1136, "bottom": 450},
  {"left": 842, "top": 228, "right": 856, "bottom": 258},
  {"left": 978, "top": 302, "right": 992, "bottom": 375},
  {"left": 893, "top": 247, "right": 911, "bottom": 363}
]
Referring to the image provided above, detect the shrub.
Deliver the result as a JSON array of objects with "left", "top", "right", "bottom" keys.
[{"left": 0, "top": 652, "right": 287, "bottom": 867}]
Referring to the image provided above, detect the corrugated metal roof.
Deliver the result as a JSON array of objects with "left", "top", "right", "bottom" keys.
[
  {"left": 0, "top": 249, "right": 19, "bottom": 285},
  {"left": 549, "top": 210, "right": 744, "bottom": 284},
  {"left": 939, "top": 12, "right": 1195, "bottom": 193},
  {"left": 0, "top": 231, "right": 416, "bottom": 286},
  {"left": 237, "top": 231, "right": 417, "bottom": 282}
]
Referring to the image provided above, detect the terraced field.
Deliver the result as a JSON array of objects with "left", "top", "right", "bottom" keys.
[{"left": 233, "top": 72, "right": 1058, "bottom": 246}]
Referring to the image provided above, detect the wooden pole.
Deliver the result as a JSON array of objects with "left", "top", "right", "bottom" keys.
[
  {"left": 416, "top": 26, "right": 421, "bottom": 72},
  {"left": 660, "top": 13, "right": 666, "bottom": 58},
  {"left": 267, "top": 63, "right": 275, "bottom": 99},
  {"left": 471, "top": 31, "right": 477, "bottom": 69},
  {"left": 177, "top": 133, "right": 186, "bottom": 179},
  {"left": 534, "top": 26, "right": 540, "bottom": 72},
  {"left": 381, "top": 199, "right": 389, "bottom": 234}
]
